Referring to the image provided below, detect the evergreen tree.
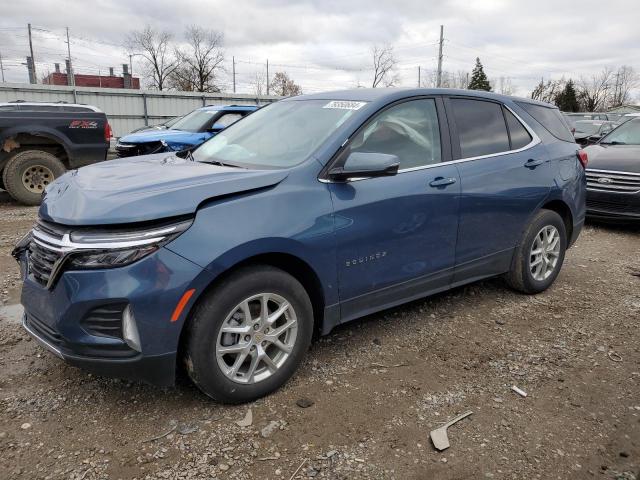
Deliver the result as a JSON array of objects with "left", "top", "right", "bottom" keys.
[
  {"left": 467, "top": 57, "right": 491, "bottom": 91},
  {"left": 554, "top": 79, "right": 580, "bottom": 112}
]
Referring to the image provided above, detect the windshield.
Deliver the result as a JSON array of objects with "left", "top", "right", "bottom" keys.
[
  {"left": 170, "top": 109, "right": 220, "bottom": 132},
  {"left": 574, "top": 121, "right": 601, "bottom": 135},
  {"left": 192, "top": 100, "right": 365, "bottom": 168},
  {"left": 600, "top": 118, "right": 640, "bottom": 145}
]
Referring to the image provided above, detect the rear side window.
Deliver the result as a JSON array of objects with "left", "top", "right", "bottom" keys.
[
  {"left": 516, "top": 102, "right": 574, "bottom": 142},
  {"left": 451, "top": 99, "right": 509, "bottom": 158},
  {"left": 504, "top": 109, "right": 532, "bottom": 149}
]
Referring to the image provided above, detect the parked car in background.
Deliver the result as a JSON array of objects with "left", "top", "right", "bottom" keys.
[
  {"left": 129, "top": 115, "right": 183, "bottom": 134},
  {"left": 14, "top": 88, "right": 585, "bottom": 403},
  {"left": 584, "top": 117, "right": 640, "bottom": 222},
  {"left": 573, "top": 120, "right": 617, "bottom": 146},
  {"left": 115, "top": 105, "right": 258, "bottom": 157},
  {"left": 0, "top": 101, "right": 111, "bottom": 205}
]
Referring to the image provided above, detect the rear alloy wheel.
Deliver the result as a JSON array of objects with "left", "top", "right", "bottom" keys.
[
  {"left": 185, "top": 265, "right": 313, "bottom": 403},
  {"left": 505, "top": 209, "right": 567, "bottom": 294},
  {"left": 2, "top": 150, "right": 66, "bottom": 205}
]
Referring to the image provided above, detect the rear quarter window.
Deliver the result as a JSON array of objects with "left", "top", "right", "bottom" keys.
[{"left": 516, "top": 102, "right": 574, "bottom": 143}]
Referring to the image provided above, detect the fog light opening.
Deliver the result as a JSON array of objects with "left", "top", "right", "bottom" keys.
[{"left": 122, "top": 305, "right": 141, "bottom": 352}]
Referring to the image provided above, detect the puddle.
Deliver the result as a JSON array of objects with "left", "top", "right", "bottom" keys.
[{"left": 0, "top": 304, "right": 24, "bottom": 324}]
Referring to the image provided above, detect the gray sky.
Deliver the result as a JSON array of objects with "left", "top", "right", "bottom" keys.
[{"left": 1, "top": 0, "right": 639, "bottom": 97}]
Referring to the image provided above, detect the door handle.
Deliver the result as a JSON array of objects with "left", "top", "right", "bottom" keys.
[
  {"left": 524, "top": 158, "right": 545, "bottom": 169},
  {"left": 429, "top": 177, "right": 457, "bottom": 188}
]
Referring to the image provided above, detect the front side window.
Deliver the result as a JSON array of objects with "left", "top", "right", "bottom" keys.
[
  {"left": 451, "top": 99, "right": 510, "bottom": 158},
  {"left": 347, "top": 99, "right": 442, "bottom": 169},
  {"left": 600, "top": 117, "right": 640, "bottom": 145}
]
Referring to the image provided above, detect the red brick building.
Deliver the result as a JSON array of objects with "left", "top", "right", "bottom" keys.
[{"left": 43, "top": 63, "right": 140, "bottom": 89}]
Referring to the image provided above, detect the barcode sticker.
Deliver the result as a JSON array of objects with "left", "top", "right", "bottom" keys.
[{"left": 323, "top": 101, "right": 367, "bottom": 110}]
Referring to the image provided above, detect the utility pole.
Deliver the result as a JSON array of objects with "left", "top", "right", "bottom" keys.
[
  {"left": 129, "top": 54, "right": 134, "bottom": 78},
  {"left": 66, "top": 27, "right": 75, "bottom": 87},
  {"left": 436, "top": 25, "right": 444, "bottom": 87},
  {"left": 266, "top": 59, "right": 269, "bottom": 95},
  {"left": 613, "top": 70, "right": 620, "bottom": 107},
  {"left": 0, "top": 51, "right": 5, "bottom": 82},
  {"left": 28, "top": 23, "right": 37, "bottom": 83},
  {"left": 232, "top": 56, "right": 236, "bottom": 93},
  {"left": 418, "top": 66, "right": 421, "bottom": 87}
]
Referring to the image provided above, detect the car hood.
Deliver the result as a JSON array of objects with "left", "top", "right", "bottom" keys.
[
  {"left": 119, "top": 129, "right": 209, "bottom": 146},
  {"left": 583, "top": 144, "right": 640, "bottom": 173},
  {"left": 40, "top": 154, "right": 289, "bottom": 226}
]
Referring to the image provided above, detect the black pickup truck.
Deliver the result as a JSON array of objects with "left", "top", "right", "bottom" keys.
[{"left": 0, "top": 102, "right": 111, "bottom": 205}]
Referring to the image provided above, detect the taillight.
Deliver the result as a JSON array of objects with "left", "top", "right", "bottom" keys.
[
  {"left": 104, "top": 121, "right": 112, "bottom": 142},
  {"left": 577, "top": 150, "right": 588, "bottom": 168}
]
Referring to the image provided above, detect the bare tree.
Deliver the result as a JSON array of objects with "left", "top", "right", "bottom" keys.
[
  {"left": 497, "top": 76, "right": 515, "bottom": 96},
  {"left": 610, "top": 65, "right": 639, "bottom": 108},
  {"left": 371, "top": 45, "right": 398, "bottom": 88},
  {"left": 530, "top": 78, "right": 565, "bottom": 104},
  {"left": 125, "top": 26, "right": 176, "bottom": 90},
  {"left": 251, "top": 69, "right": 267, "bottom": 97},
  {"left": 170, "top": 26, "right": 225, "bottom": 92},
  {"left": 270, "top": 71, "right": 302, "bottom": 96},
  {"left": 578, "top": 68, "right": 613, "bottom": 112}
]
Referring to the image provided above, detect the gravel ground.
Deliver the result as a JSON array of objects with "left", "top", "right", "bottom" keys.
[{"left": 0, "top": 190, "right": 638, "bottom": 480}]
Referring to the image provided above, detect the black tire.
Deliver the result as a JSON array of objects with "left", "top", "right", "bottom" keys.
[
  {"left": 2, "top": 150, "right": 66, "bottom": 205},
  {"left": 504, "top": 209, "right": 567, "bottom": 294},
  {"left": 184, "top": 265, "right": 314, "bottom": 404}
]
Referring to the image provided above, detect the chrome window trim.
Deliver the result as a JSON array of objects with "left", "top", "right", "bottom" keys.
[{"left": 320, "top": 103, "right": 541, "bottom": 183}]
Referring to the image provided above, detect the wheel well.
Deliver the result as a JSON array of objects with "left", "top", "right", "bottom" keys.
[
  {"left": 1, "top": 133, "right": 69, "bottom": 169},
  {"left": 180, "top": 253, "right": 325, "bottom": 344},
  {"left": 542, "top": 200, "right": 573, "bottom": 242}
]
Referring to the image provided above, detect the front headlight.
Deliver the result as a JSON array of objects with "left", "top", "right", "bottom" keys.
[{"left": 66, "top": 218, "right": 192, "bottom": 270}]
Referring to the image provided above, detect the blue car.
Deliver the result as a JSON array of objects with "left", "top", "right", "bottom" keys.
[
  {"left": 115, "top": 104, "right": 258, "bottom": 157},
  {"left": 13, "top": 88, "right": 586, "bottom": 403}
]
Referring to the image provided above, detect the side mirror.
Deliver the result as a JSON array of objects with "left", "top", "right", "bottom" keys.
[
  {"left": 328, "top": 152, "right": 400, "bottom": 182},
  {"left": 207, "top": 123, "right": 226, "bottom": 132}
]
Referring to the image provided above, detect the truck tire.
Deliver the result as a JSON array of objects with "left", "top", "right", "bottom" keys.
[{"left": 2, "top": 150, "right": 66, "bottom": 205}]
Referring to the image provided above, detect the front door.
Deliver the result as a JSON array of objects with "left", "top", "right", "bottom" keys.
[{"left": 327, "top": 98, "right": 460, "bottom": 322}]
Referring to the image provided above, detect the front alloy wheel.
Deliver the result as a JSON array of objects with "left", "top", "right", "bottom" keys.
[
  {"left": 185, "top": 265, "right": 313, "bottom": 404},
  {"left": 216, "top": 293, "right": 298, "bottom": 384}
]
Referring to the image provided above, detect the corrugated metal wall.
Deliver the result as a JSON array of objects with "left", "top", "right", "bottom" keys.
[{"left": 0, "top": 83, "right": 280, "bottom": 137}]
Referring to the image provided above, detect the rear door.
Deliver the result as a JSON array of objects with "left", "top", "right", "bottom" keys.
[
  {"left": 445, "top": 97, "right": 554, "bottom": 283},
  {"left": 327, "top": 97, "right": 460, "bottom": 322}
]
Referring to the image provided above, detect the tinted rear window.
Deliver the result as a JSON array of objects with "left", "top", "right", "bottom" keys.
[
  {"left": 451, "top": 98, "right": 509, "bottom": 158},
  {"left": 505, "top": 109, "right": 533, "bottom": 149},
  {"left": 516, "top": 102, "right": 574, "bottom": 142}
]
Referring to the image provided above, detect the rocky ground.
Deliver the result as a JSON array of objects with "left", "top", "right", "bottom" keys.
[{"left": 0, "top": 190, "right": 638, "bottom": 480}]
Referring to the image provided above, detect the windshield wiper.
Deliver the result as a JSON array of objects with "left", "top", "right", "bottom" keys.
[
  {"left": 199, "top": 158, "right": 244, "bottom": 168},
  {"left": 600, "top": 140, "right": 626, "bottom": 145}
]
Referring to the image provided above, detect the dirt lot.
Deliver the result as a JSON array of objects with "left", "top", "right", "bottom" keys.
[{"left": 0, "top": 190, "right": 638, "bottom": 480}]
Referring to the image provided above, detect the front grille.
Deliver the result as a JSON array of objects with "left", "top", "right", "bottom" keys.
[
  {"left": 115, "top": 141, "right": 164, "bottom": 158},
  {"left": 81, "top": 304, "right": 126, "bottom": 339},
  {"left": 586, "top": 169, "right": 640, "bottom": 194},
  {"left": 27, "top": 221, "right": 69, "bottom": 288},
  {"left": 586, "top": 199, "right": 636, "bottom": 214}
]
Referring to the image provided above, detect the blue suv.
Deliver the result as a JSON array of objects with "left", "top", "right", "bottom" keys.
[
  {"left": 115, "top": 104, "right": 258, "bottom": 157},
  {"left": 13, "top": 89, "right": 586, "bottom": 403}
]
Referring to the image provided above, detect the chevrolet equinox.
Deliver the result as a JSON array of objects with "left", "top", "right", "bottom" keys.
[{"left": 13, "top": 89, "right": 587, "bottom": 403}]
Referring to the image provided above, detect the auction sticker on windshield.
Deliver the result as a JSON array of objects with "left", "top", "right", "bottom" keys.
[{"left": 323, "top": 101, "right": 367, "bottom": 110}]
